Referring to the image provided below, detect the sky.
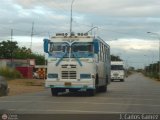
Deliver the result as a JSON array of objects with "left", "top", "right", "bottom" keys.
[{"left": 0, "top": 0, "right": 160, "bottom": 69}]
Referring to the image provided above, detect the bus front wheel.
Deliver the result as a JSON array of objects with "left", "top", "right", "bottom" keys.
[
  {"left": 87, "top": 89, "right": 96, "bottom": 96},
  {"left": 98, "top": 86, "right": 107, "bottom": 92},
  {"left": 51, "top": 88, "right": 58, "bottom": 96},
  {"left": 120, "top": 79, "right": 124, "bottom": 82}
]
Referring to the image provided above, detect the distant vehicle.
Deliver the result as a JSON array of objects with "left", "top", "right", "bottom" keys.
[
  {"left": 111, "top": 61, "right": 125, "bottom": 82},
  {"left": 0, "top": 76, "right": 9, "bottom": 96},
  {"left": 43, "top": 33, "right": 111, "bottom": 96}
]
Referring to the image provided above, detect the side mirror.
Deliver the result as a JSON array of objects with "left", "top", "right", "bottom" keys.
[
  {"left": 43, "top": 39, "right": 50, "bottom": 53},
  {"left": 93, "top": 39, "right": 99, "bottom": 54}
]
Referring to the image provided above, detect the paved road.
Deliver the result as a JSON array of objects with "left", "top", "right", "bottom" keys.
[{"left": 0, "top": 73, "right": 160, "bottom": 115}]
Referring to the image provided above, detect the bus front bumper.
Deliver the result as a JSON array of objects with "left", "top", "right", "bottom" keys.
[{"left": 45, "top": 80, "right": 95, "bottom": 90}]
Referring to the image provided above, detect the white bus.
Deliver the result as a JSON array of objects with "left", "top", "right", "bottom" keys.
[
  {"left": 43, "top": 33, "right": 110, "bottom": 96},
  {"left": 111, "top": 61, "right": 125, "bottom": 82}
]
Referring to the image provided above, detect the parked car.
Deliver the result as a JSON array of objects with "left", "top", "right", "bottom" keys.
[{"left": 0, "top": 76, "right": 9, "bottom": 96}]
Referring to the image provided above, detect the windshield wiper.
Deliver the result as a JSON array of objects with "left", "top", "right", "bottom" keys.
[
  {"left": 55, "top": 52, "right": 67, "bottom": 66},
  {"left": 72, "top": 52, "right": 83, "bottom": 66}
]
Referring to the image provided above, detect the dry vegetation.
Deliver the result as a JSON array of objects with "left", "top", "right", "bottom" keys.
[{"left": 8, "top": 79, "right": 45, "bottom": 96}]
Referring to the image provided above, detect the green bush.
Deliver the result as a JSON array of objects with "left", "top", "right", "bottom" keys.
[
  {"left": 143, "top": 72, "right": 159, "bottom": 79},
  {"left": 0, "top": 67, "right": 22, "bottom": 79}
]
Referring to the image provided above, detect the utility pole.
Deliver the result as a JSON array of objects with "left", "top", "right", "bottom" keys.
[
  {"left": 26, "top": 22, "right": 34, "bottom": 79},
  {"left": 147, "top": 32, "right": 160, "bottom": 80},
  {"left": 70, "top": 0, "right": 75, "bottom": 35},
  {"left": 30, "top": 22, "right": 34, "bottom": 51},
  {"left": 11, "top": 29, "right": 13, "bottom": 41},
  {"left": 11, "top": 29, "right": 13, "bottom": 67}
]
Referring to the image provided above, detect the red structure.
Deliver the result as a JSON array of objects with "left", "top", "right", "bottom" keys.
[
  {"left": 16, "top": 67, "right": 33, "bottom": 79},
  {"left": 0, "top": 59, "right": 35, "bottom": 79}
]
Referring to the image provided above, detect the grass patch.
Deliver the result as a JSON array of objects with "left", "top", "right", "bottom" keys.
[
  {"left": 8, "top": 79, "right": 45, "bottom": 96},
  {"left": 0, "top": 67, "right": 23, "bottom": 79},
  {"left": 143, "top": 72, "right": 159, "bottom": 81},
  {"left": 25, "top": 81, "right": 43, "bottom": 86}
]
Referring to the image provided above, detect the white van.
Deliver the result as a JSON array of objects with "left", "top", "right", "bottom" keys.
[{"left": 111, "top": 61, "right": 125, "bottom": 82}]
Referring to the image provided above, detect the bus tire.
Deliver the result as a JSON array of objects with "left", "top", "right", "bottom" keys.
[
  {"left": 101, "top": 86, "right": 107, "bottom": 92},
  {"left": 51, "top": 88, "right": 58, "bottom": 96},
  {"left": 120, "top": 79, "right": 124, "bottom": 82},
  {"left": 87, "top": 89, "right": 96, "bottom": 96},
  {"left": 95, "top": 74, "right": 99, "bottom": 85},
  {"left": 98, "top": 86, "right": 107, "bottom": 92},
  {"left": 106, "top": 75, "right": 109, "bottom": 84}
]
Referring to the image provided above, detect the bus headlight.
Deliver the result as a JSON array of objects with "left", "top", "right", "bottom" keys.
[
  {"left": 48, "top": 73, "right": 58, "bottom": 78},
  {"left": 80, "top": 74, "right": 91, "bottom": 79}
]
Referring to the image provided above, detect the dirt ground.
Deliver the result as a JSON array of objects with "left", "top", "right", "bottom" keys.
[{"left": 8, "top": 79, "right": 45, "bottom": 96}]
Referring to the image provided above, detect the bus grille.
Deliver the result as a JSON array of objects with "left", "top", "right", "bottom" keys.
[
  {"left": 61, "top": 64, "right": 76, "bottom": 68},
  {"left": 61, "top": 71, "right": 77, "bottom": 79}
]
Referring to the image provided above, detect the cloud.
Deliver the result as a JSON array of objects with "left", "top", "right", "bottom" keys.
[
  {"left": 109, "top": 38, "right": 158, "bottom": 51},
  {"left": 12, "top": 0, "right": 39, "bottom": 9},
  {"left": 109, "top": 38, "right": 159, "bottom": 68},
  {"left": 0, "top": 0, "right": 160, "bottom": 68},
  {"left": 0, "top": 0, "right": 159, "bottom": 39},
  {"left": 12, "top": 0, "right": 160, "bottom": 17},
  {"left": 14, "top": 36, "right": 44, "bottom": 53}
]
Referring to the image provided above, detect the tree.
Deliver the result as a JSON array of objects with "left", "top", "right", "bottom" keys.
[
  {"left": 13, "top": 47, "right": 31, "bottom": 59},
  {"left": 13, "top": 47, "right": 45, "bottom": 65},
  {"left": 0, "top": 40, "right": 18, "bottom": 58},
  {"left": 0, "top": 40, "right": 45, "bottom": 65},
  {"left": 30, "top": 53, "right": 45, "bottom": 65},
  {"left": 111, "top": 55, "right": 122, "bottom": 61}
]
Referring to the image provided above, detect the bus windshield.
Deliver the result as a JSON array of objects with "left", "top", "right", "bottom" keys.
[
  {"left": 49, "top": 42, "right": 94, "bottom": 58},
  {"left": 71, "top": 42, "right": 94, "bottom": 58},
  {"left": 111, "top": 65, "right": 123, "bottom": 70},
  {"left": 49, "top": 42, "right": 69, "bottom": 58}
]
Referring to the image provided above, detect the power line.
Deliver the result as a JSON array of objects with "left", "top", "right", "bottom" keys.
[
  {"left": 72, "top": 21, "right": 137, "bottom": 36},
  {"left": 1, "top": 26, "right": 30, "bottom": 33}
]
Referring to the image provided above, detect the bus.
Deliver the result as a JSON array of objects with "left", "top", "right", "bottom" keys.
[
  {"left": 43, "top": 33, "right": 111, "bottom": 96},
  {"left": 111, "top": 61, "right": 125, "bottom": 82}
]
